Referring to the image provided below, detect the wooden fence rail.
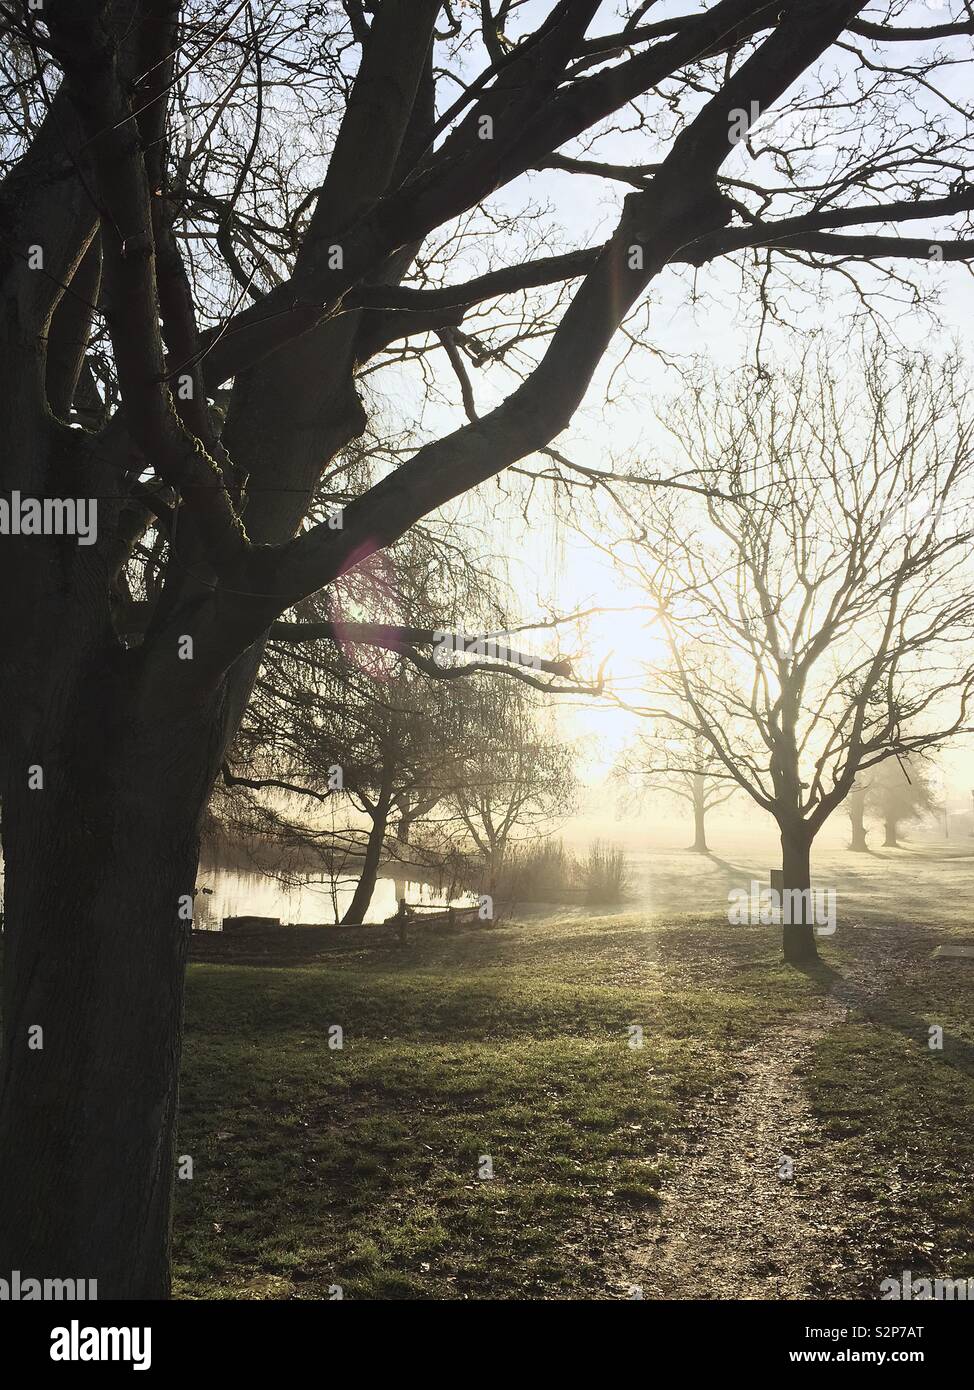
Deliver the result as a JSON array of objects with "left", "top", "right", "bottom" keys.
[
  {"left": 189, "top": 899, "right": 487, "bottom": 964},
  {"left": 387, "top": 898, "right": 483, "bottom": 944}
]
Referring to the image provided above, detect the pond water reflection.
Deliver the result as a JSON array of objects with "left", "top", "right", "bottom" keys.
[{"left": 193, "top": 864, "right": 474, "bottom": 929}]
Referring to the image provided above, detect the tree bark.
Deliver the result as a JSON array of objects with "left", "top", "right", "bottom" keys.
[
  {"left": 779, "top": 827, "right": 818, "bottom": 964},
  {"left": 848, "top": 787, "right": 868, "bottom": 852},
  {"left": 690, "top": 774, "right": 709, "bottom": 852},
  {"left": 341, "top": 783, "right": 393, "bottom": 925},
  {"left": 0, "top": 680, "right": 222, "bottom": 1298},
  {"left": 883, "top": 816, "right": 898, "bottom": 848}
]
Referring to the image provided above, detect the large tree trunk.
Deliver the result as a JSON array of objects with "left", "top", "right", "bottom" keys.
[
  {"left": 0, "top": 679, "right": 223, "bottom": 1298},
  {"left": 848, "top": 787, "right": 868, "bottom": 852},
  {"left": 883, "top": 815, "right": 898, "bottom": 848},
  {"left": 779, "top": 827, "right": 818, "bottom": 964},
  {"left": 341, "top": 786, "right": 392, "bottom": 925},
  {"left": 690, "top": 774, "right": 708, "bottom": 852}
]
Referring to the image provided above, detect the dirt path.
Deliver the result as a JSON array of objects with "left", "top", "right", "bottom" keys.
[{"left": 631, "top": 934, "right": 919, "bottom": 1300}]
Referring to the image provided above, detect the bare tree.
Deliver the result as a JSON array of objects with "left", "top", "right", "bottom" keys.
[
  {"left": 232, "top": 649, "right": 507, "bottom": 924},
  {"left": 847, "top": 781, "right": 870, "bottom": 852},
  {"left": 3, "top": 0, "right": 974, "bottom": 1293},
  {"left": 226, "top": 518, "right": 574, "bottom": 918},
  {"left": 450, "top": 680, "right": 577, "bottom": 896},
  {"left": 621, "top": 725, "right": 738, "bottom": 853},
  {"left": 609, "top": 345, "right": 974, "bottom": 961},
  {"left": 846, "top": 754, "right": 940, "bottom": 850}
]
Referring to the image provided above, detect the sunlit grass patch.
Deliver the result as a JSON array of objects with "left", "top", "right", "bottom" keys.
[
  {"left": 174, "top": 910, "right": 811, "bottom": 1299},
  {"left": 804, "top": 1015, "right": 974, "bottom": 1284}
]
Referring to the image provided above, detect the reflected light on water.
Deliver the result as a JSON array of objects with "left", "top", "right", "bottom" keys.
[{"left": 193, "top": 867, "right": 474, "bottom": 929}]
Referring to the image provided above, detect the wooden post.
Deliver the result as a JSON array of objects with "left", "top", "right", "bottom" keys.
[{"left": 448, "top": 906, "right": 456, "bottom": 930}]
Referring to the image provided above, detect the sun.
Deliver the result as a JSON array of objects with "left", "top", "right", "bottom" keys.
[{"left": 584, "top": 603, "right": 667, "bottom": 690}]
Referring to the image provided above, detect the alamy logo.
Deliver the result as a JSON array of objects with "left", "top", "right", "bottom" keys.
[
  {"left": 0, "top": 491, "right": 97, "bottom": 546},
  {"left": 432, "top": 629, "right": 541, "bottom": 669},
  {"left": 727, "top": 880, "right": 836, "bottom": 935},
  {"left": 0, "top": 1269, "right": 97, "bottom": 1300},
  {"left": 50, "top": 1320, "right": 151, "bottom": 1371},
  {"left": 880, "top": 1270, "right": 974, "bottom": 1300}
]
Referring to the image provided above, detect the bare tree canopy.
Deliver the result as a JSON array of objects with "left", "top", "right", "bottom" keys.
[
  {"left": 605, "top": 343, "right": 974, "bottom": 957},
  {"left": 619, "top": 725, "right": 738, "bottom": 852}
]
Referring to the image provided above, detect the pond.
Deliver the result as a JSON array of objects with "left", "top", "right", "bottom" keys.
[{"left": 192, "top": 864, "right": 475, "bottom": 929}]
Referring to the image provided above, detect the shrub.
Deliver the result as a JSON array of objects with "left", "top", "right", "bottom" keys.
[
  {"left": 580, "top": 841, "right": 630, "bottom": 905},
  {"left": 484, "top": 839, "right": 630, "bottom": 906}
]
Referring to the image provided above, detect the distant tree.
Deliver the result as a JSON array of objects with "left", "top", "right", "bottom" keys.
[
  {"left": 868, "top": 757, "right": 940, "bottom": 849},
  {"left": 608, "top": 346, "right": 974, "bottom": 962},
  {"left": 846, "top": 758, "right": 939, "bottom": 851},
  {"left": 847, "top": 782, "right": 869, "bottom": 853},
  {"left": 450, "top": 682, "right": 577, "bottom": 897},
  {"left": 622, "top": 724, "right": 737, "bottom": 853},
  {"left": 226, "top": 531, "right": 572, "bottom": 921}
]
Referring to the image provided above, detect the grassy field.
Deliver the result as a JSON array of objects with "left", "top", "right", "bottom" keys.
[
  {"left": 172, "top": 911, "right": 821, "bottom": 1299},
  {"left": 172, "top": 853, "right": 974, "bottom": 1299},
  {"left": 803, "top": 922, "right": 974, "bottom": 1285}
]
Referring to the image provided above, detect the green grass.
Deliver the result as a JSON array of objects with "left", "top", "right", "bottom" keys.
[
  {"left": 802, "top": 939, "right": 974, "bottom": 1283},
  {"left": 172, "top": 906, "right": 974, "bottom": 1298},
  {"left": 172, "top": 912, "right": 819, "bottom": 1300}
]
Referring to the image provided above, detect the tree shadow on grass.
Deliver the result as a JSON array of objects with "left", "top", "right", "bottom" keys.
[
  {"left": 791, "top": 956, "right": 842, "bottom": 992},
  {"left": 696, "top": 851, "right": 762, "bottom": 893},
  {"left": 827, "top": 918, "right": 974, "bottom": 1081},
  {"left": 854, "top": 994, "right": 974, "bottom": 1082}
]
